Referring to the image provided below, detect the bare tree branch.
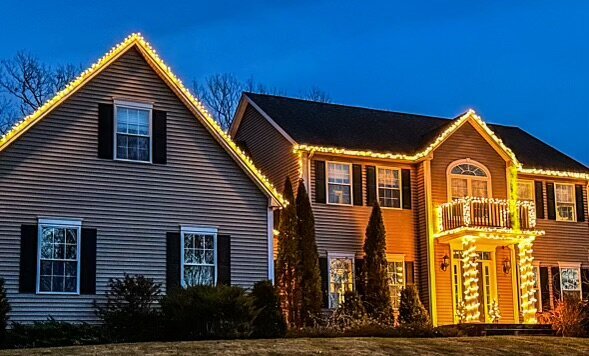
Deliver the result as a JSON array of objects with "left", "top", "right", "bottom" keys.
[
  {"left": 193, "top": 73, "right": 243, "bottom": 131},
  {"left": 301, "top": 86, "right": 331, "bottom": 103}
]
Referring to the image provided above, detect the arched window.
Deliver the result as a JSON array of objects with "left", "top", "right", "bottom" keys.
[{"left": 447, "top": 160, "right": 491, "bottom": 200}]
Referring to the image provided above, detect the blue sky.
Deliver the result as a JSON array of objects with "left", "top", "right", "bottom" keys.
[{"left": 1, "top": 0, "right": 587, "bottom": 164}]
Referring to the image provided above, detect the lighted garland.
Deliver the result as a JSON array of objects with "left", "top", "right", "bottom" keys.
[
  {"left": 461, "top": 236, "right": 481, "bottom": 322},
  {"left": 518, "top": 238, "right": 538, "bottom": 324},
  {"left": 0, "top": 33, "right": 286, "bottom": 207}
]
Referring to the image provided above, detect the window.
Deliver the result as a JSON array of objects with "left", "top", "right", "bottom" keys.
[
  {"left": 327, "top": 162, "right": 352, "bottom": 205},
  {"left": 378, "top": 168, "right": 401, "bottom": 208},
  {"left": 386, "top": 255, "right": 405, "bottom": 309},
  {"left": 328, "top": 253, "right": 354, "bottom": 308},
  {"left": 115, "top": 101, "right": 152, "bottom": 162},
  {"left": 181, "top": 227, "right": 217, "bottom": 287},
  {"left": 560, "top": 264, "right": 581, "bottom": 300},
  {"left": 448, "top": 160, "right": 491, "bottom": 200},
  {"left": 518, "top": 180, "right": 535, "bottom": 201},
  {"left": 37, "top": 219, "right": 81, "bottom": 294},
  {"left": 533, "top": 265, "right": 541, "bottom": 312},
  {"left": 555, "top": 183, "right": 576, "bottom": 222}
]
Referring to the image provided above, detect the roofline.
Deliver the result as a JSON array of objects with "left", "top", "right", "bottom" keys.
[
  {"left": 0, "top": 33, "right": 287, "bottom": 207},
  {"left": 229, "top": 93, "right": 297, "bottom": 145}
]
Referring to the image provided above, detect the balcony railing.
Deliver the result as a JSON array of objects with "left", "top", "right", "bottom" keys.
[{"left": 437, "top": 197, "right": 536, "bottom": 233}]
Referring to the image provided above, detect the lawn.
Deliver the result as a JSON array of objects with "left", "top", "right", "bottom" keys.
[{"left": 1, "top": 337, "right": 588, "bottom": 356}]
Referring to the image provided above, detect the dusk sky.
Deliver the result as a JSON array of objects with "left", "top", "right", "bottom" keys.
[{"left": 1, "top": 1, "right": 587, "bottom": 164}]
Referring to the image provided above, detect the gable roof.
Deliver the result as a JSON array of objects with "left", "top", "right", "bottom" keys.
[
  {"left": 0, "top": 34, "right": 286, "bottom": 207},
  {"left": 239, "top": 93, "right": 589, "bottom": 179}
]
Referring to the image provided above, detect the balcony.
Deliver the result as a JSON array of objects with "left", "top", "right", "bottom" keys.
[{"left": 437, "top": 197, "right": 537, "bottom": 234}]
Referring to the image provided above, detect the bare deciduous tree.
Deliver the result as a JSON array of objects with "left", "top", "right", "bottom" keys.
[
  {"left": 193, "top": 73, "right": 243, "bottom": 131},
  {"left": 0, "top": 52, "right": 80, "bottom": 135},
  {"left": 301, "top": 86, "right": 331, "bottom": 103}
]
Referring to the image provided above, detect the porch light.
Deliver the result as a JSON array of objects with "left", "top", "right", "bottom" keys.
[
  {"left": 441, "top": 255, "right": 450, "bottom": 271},
  {"left": 503, "top": 257, "right": 511, "bottom": 275}
]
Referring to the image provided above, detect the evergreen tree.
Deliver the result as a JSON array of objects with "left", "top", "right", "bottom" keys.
[
  {"left": 0, "top": 278, "right": 10, "bottom": 344},
  {"left": 296, "top": 179, "right": 322, "bottom": 325},
  {"left": 251, "top": 280, "right": 287, "bottom": 338},
  {"left": 398, "top": 285, "right": 430, "bottom": 327},
  {"left": 275, "top": 177, "right": 302, "bottom": 326},
  {"left": 363, "top": 202, "right": 393, "bottom": 320}
]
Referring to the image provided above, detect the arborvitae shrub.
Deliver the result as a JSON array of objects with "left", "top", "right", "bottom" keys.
[
  {"left": 250, "top": 280, "right": 287, "bottom": 338},
  {"left": 398, "top": 285, "right": 430, "bottom": 327},
  {"left": 94, "top": 274, "right": 161, "bottom": 342},
  {"left": 161, "top": 285, "right": 252, "bottom": 340}
]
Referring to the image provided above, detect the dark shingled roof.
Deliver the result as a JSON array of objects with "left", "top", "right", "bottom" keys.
[{"left": 245, "top": 93, "right": 589, "bottom": 173}]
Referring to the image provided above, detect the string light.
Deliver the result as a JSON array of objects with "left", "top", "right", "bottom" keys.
[
  {"left": 0, "top": 33, "right": 287, "bottom": 207},
  {"left": 461, "top": 236, "right": 481, "bottom": 322},
  {"left": 518, "top": 238, "right": 538, "bottom": 324}
]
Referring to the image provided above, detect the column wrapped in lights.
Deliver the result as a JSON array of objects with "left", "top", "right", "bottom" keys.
[
  {"left": 518, "top": 238, "right": 538, "bottom": 324},
  {"left": 461, "top": 236, "right": 480, "bottom": 322}
]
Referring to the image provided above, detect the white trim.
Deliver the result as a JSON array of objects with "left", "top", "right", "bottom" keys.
[
  {"left": 268, "top": 206, "right": 275, "bottom": 283},
  {"left": 229, "top": 94, "right": 297, "bottom": 144},
  {"left": 326, "top": 161, "right": 353, "bottom": 206},
  {"left": 376, "top": 166, "right": 402, "bottom": 209},
  {"left": 113, "top": 100, "right": 153, "bottom": 163},
  {"left": 180, "top": 226, "right": 218, "bottom": 287},
  {"left": 446, "top": 158, "right": 493, "bottom": 201},
  {"left": 558, "top": 262, "right": 582, "bottom": 300},
  {"left": 36, "top": 218, "right": 82, "bottom": 295},
  {"left": 326, "top": 252, "right": 356, "bottom": 309},
  {"left": 554, "top": 183, "right": 577, "bottom": 222}
]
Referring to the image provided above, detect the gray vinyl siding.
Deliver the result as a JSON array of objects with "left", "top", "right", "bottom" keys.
[{"left": 0, "top": 48, "right": 270, "bottom": 323}]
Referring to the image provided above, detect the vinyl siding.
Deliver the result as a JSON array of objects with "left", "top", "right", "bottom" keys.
[
  {"left": 415, "top": 161, "right": 430, "bottom": 310},
  {"left": 0, "top": 48, "right": 270, "bottom": 323},
  {"left": 233, "top": 104, "right": 300, "bottom": 195}
]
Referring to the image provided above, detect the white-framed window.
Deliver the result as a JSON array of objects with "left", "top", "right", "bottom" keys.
[
  {"left": 447, "top": 159, "right": 491, "bottom": 200},
  {"left": 559, "top": 263, "right": 581, "bottom": 300},
  {"left": 555, "top": 183, "right": 576, "bottom": 222},
  {"left": 181, "top": 226, "right": 218, "bottom": 287},
  {"left": 378, "top": 167, "right": 401, "bottom": 208},
  {"left": 114, "top": 100, "right": 153, "bottom": 162},
  {"left": 533, "top": 264, "right": 542, "bottom": 312},
  {"left": 37, "top": 218, "right": 82, "bottom": 294},
  {"left": 328, "top": 252, "right": 355, "bottom": 309},
  {"left": 327, "top": 162, "right": 352, "bottom": 205},
  {"left": 518, "top": 180, "right": 535, "bottom": 201},
  {"left": 386, "top": 254, "right": 405, "bottom": 309}
]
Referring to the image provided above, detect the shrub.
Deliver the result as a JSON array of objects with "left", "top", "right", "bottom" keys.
[
  {"left": 328, "top": 291, "right": 368, "bottom": 330},
  {"left": 4, "top": 319, "right": 104, "bottom": 349},
  {"left": 161, "top": 285, "right": 252, "bottom": 340},
  {"left": 0, "top": 278, "right": 9, "bottom": 344},
  {"left": 398, "top": 286, "right": 430, "bottom": 328},
  {"left": 546, "top": 296, "right": 589, "bottom": 337},
  {"left": 94, "top": 274, "right": 162, "bottom": 342},
  {"left": 250, "top": 280, "right": 287, "bottom": 338}
]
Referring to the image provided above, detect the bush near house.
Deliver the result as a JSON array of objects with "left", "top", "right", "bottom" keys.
[
  {"left": 250, "top": 280, "right": 287, "bottom": 338},
  {"left": 398, "top": 285, "right": 431, "bottom": 328},
  {"left": 0, "top": 279, "right": 9, "bottom": 344},
  {"left": 542, "top": 296, "right": 589, "bottom": 337},
  {"left": 94, "top": 274, "right": 162, "bottom": 342},
  {"left": 4, "top": 320, "right": 104, "bottom": 349}
]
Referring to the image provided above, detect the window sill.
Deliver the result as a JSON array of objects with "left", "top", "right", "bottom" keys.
[{"left": 113, "top": 158, "right": 153, "bottom": 165}]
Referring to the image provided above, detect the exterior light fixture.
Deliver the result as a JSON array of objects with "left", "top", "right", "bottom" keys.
[
  {"left": 441, "top": 255, "right": 450, "bottom": 271},
  {"left": 503, "top": 258, "right": 512, "bottom": 275}
]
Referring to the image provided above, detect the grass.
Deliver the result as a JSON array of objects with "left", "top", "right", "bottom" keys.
[{"left": 1, "top": 337, "right": 589, "bottom": 356}]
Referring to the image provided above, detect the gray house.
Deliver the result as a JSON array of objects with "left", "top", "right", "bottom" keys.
[{"left": 0, "top": 34, "right": 285, "bottom": 323}]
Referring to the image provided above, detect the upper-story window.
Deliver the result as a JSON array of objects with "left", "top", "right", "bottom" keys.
[
  {"left": 447, "top": 160, "right": 491, "bottom": 200},
  {"left": 555, "top": 183, "right": 576, "bottom": 222},
  {"left": 518, "top": 180, "right": 535, "bottom": 201},
  {"left": 327, "top": 162, "right": 352, "bottom": 205},
  {"left": 378, "top": 167, "right": 401, "bottom": 208},
  {"left": 115, "top": 100, "right": 152, "bottom": 162},
  {"left": 37, "top": 219, "right": 82, "bottom": 294}
]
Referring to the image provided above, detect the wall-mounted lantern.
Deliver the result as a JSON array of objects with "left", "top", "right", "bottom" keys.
[
  {"left": 441, "top": 254, "right": 450, "bottom": 271},
  {"left": 503, "top": 258, "right": 512, "bottom": 275}
]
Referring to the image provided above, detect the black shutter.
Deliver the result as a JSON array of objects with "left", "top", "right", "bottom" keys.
[
  {"left": 366, "top": 165, "right": 376, "bottom": 206},
  {"left": 575, "top": 185, "right": 585, "bottom": 222},
  {"left": 551, "top": 266, "right": 561, "bottom": 304},
  {"left": 352, "top": 164, "right": 363, "bottom": 206},
  {"left": 405, "top": 261, "right": 415, "bottom": 286},
  {"left": 319, "top": 257, "right": 328, "bottom": 308},
  {"left": 354, "top": 258, "right": 365, "bottom": 297},
  {"left": 98, "top": 104, "right": 114, "bottom": 159},
  {"left": 152, "top": 110, "right": 167, "bottom": 164},
  {"left": 582, "top": 268, "right": 589, "bottom": 301},
  {"left": 80, "top": 228, "right": 97, "bottom": 295},
  {"left": 19, "top": 224, "right": 38, "bottom": 293},
  {"left": 315, "top": 160, "right": 326, "bottom": 204},
  {"left": 539, "top": 267, "right": 550, "bottom": 311},
  {"left": 534, "top": 181, "right": 545, "bottom": 219},
  {"left": 546, "top": 183, "right": 556, "bottom": 220},
  {"left": 166, "top": 232, "right": 181, "bottom": 292},
  {"left": 217, "top": 234, "right": 231, "bottom": 286},
  {"left": 402, "top": 169, "right": 412, "bottom": 210}
]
